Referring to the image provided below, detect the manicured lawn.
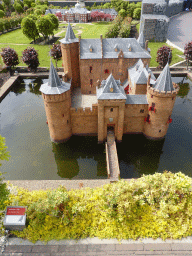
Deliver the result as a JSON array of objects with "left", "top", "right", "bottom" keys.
[
  {"left": 149, "top": 42, "right": 184, "bottom": 67},
  {"left": 0, "top": 21, "right": 184, "bottom": 68},
  {"left": 0, "top": 29, "right": 32, "bottom": 44}
]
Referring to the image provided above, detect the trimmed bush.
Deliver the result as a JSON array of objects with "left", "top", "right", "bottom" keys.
[
  {"left": 22, "top": 47, "right": 40, "bottom": 72},
  {"left": 1, "top": 47, "right": 19, "bottom": 72},
  {"left": 50, "top": 43, "right": 62, "bottom": 69},
  {"left": 21, "top": 16, "right": 39, "bottom": 42},
  {"left": 156, "top": 45, "right": 172, "bottom": 68},
  {"left": 184, "top": 41, "right": 192, "bottom": 69},
  {"left": 3, "top": 19, "right": 11, "bottom": 31},
  {"left": 0, "top": 19, "right": 4, "bottom": 32}
]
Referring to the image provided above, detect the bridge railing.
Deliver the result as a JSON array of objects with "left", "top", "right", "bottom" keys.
[{"left": 105, "top": 142, "right": 110, "bottom": 178}]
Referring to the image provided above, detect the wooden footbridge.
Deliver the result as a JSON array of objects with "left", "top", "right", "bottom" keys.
[{"left": 105, "top": 130, "right": 120, "bottom": 182}]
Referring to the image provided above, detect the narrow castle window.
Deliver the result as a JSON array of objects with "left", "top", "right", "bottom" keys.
[
  {"left": 67, "top": 120, "right": 69, "bottom": 124},
  {"left": 104, "top": 69, "right": 109, "bottom": 74},
  {"left": 151, "top": 95, "right": 153, "bottom": 98},
  {"left": 110, "top": 108, "right": 113, "bottom": 112},
  {"left": 62, "top": 114, "right": 64, "bottom": 117},
  {"left": 140, "top": 109, "right": 144, "bottom": 113},
  {"left": 90, "top": 66, "right": 92, "bottom": 73},
  {"left": 159, "top": 130, "right": 161, "bottom": 133},
  {"left": 90, "top": 79, "right": 93, "bottom": 87}
]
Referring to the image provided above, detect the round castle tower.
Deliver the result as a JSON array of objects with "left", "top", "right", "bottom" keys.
[
  {"left": 39, "top": 61, "right": 72, "bottom": 143},
  {"left": 59, "top": 23, "right": 80, "bottom": 89},
  {"left": 144, "top": 62, "right": 179, "bottom": 139}
]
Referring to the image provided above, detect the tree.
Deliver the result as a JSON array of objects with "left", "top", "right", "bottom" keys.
[
  {"left": 184, "top": 41, "right": 192, "bottom": 70},
  {"left": 1, "top": 47, "right": 19, "bottom": 74},
  {"left": 36, "top": 16, "right": 54, "bottom": 42},
  {"left": 21, "top": 16, "right": 39, "bottom": 43},
  {"left": 0, "top": 10, "right": 5, "bottom": 18},
  {"left": 23, "top": 0, "right": 35, "bottom": 8},
  {"left": 50, "top": 43, "right": 62, "bottom": 69},
  {"left": 133, "top": 8, "right": 141, "bottom": 20},
  {"left": 14, "top": 3, "right": 24, "bottom": 14},
  {"left": 22, "top": 47, "right": 40, "bottom": 72},
  {"left": 46, "top": 13, "right": 59, "bottom": 36},
  {"left": 156, "top": 45, "right": 172, "bottom": 69},
  {"left": 119, "top": 9, "right": 127, "bottom": 18}
]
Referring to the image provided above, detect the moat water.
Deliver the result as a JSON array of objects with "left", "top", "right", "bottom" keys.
[{"left": 0, "top": 76, "right": 192, "bottom": 180}]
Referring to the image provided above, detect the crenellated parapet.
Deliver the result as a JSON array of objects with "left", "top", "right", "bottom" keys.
[
  {"left": 70, "top": 105, "right": 98, "bottom": 116},
  {"left": 42, "top": 90, "right": 71, "bottom": 103},
  {"left": 147, "top": 85, "right": 179, "bottom": 98}
]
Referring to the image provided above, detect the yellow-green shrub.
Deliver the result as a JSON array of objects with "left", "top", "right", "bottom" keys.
[{"left": 2, "top": 171, "right": 192, "bottom": 244}]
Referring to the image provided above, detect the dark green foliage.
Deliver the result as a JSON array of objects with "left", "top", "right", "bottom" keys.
[
  {"left": 133, "top": 8, "right": 141, "bottom": 20},
  {"left": 3, "top": 19, "right": 11, "bottom": 31},
  {"left": 21, "top": 16, "right": 39, "bottom": 42},
  {"left": 36, "top": 16, "right": 54, "bottom": 40},
  {"left": 0, "top": 172, "right": 10, "bottom": 211},
  {"left": 119, "top": 9, "right": 126, "bottom": 18},
  {"left": 14, "top": 2, "right": 24, "bottom": 13},
  {"left": 135, "top": 2, "right": 142, "bottom": 8},
  {"left": 0, "top": 19, "right": 4, "bottom": 32},
  {"left": 46, "top": 13, "right": 59, "bottom": 31},
  {"left": 11, "top": 11, "right": 16, "bottom": 17},
  {"left": 22, "top": 47, "right": 40, "bottom": 72},
  {"left": 0, "top": 10, "right": 5, "bottom": 18},
  {"left": 23, "top": 0, "right": 35, "bottom": 8},
  {"left": 26, "top": 7, "right": 34, "bottom": 14},
  {"left": 0, "top": 3, "right": 4, "bottom": 11},
  {"left": 105, "top": 15, "right": 131, "bottom": 38},
  {"left": 118, "top": 17, "right": 132, "bottom": 38},
  {"left": 34, "top": 8, "right": 43, "bottom": 15},
  {"left": 156, "top": 45, "right": 172, "bottom": 68},
  {"left": 1, "top": 47, "right": 19, "bottom": 71},
  {"left": 50, "top": 43, "right": 62, "bottom": 69}
]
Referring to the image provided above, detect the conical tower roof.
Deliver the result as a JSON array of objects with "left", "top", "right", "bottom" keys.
[
  {"left": 39, "top": 61, "right": 71, "bottom": 95},
  {"left": 59, "top": 23, "right": 79, "bottom": 44},
  {"left": 48, "top": 60, "right": 62, "bottom": 88},
  {"left": 152, "top": 62, "right": 174, "bottom": 92},
  {"left": 97, "top": 73, "right": 126, "bottom": 100},
  {"left": 137, "top": 31, "right": 145, "bottom": 49}
]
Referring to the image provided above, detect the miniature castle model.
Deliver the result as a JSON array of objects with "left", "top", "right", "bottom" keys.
[{"left": 40, "top": 23, "right": 179, "bottom": 144}]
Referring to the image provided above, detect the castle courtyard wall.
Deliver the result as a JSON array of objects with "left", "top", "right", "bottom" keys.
[{"left": 70, "top": 105, "right": 98, "bottom": 135}]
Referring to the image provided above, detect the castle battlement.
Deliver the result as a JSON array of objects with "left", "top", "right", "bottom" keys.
[
  {"left": 42, "top": 90, "right": 71, "bottom": 103},
  {"left": 147, "top": 85, "right": 179, "bottom": 97},
  {"left": 70, "top": 105, "right": 98, "bottom": 115}
]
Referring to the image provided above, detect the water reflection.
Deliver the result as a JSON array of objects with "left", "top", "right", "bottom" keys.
[{"left": 52, "top": 136, "right": 107, "bottom": 179}]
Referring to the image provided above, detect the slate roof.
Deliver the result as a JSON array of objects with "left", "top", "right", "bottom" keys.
[
  {"left": 45, "top": 9, "right": 68, "bottom": 15},
  {"left": 67, "top": 6, "right": 90, "bottom": 14},
  {"left": 137, "top": 31, "right": 145, "bottom": 49},
  {"left": 152, "top": 62, "right": 174, "bottom": 92},
  {"left": 128, "top": 59, "right": 156, "bottom": 85},
  {"left": 80, "top": 38, "right": 151, "bottom": 59},
  {"left": 91, "top": 8, "right": 117, "bottom": 15},
  {"left": 80, "top": 39, "right": 102, "bottom": 59},
  {"left": 126, "top": 95, "right": 149, "bottom": 105},
  {"left": 97, "top": 73, "right": 127, "bottom": 100},
  {"left": 59, "top": 23, "right": 79, "bottom": 44},
  {"left": 39, "top": 61, "right": 71, "bottom": 95}
]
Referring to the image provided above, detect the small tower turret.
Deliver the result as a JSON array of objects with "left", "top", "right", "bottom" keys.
[
  {"left": 144, "top": 62, "right": 179, "bottom": 140},
  {"left": 60, "top": 23, "right": 80, "bottom": 89},
  {"left": 40, "top": 61, "right": 72, "bottom": 143}
]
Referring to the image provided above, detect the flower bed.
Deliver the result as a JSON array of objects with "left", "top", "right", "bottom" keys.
[{"left": 1, "top": 171, "right": 192, "bottom": 244}]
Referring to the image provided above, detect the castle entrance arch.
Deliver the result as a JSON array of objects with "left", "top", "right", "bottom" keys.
[{"left": 107, "top": 124, "right": 115, "bottom": 132}]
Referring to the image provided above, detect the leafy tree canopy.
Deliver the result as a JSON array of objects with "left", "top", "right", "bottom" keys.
[{"left": 21, "top": 16, "right": 39, "bottom": 42}]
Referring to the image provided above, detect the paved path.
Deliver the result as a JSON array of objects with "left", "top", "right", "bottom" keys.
[
  {"left": 167, "top": 11, "right": 192, "bottom": 52},
  {"left": 3, "top": 237, "right": 192, "bottom": 255}
]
